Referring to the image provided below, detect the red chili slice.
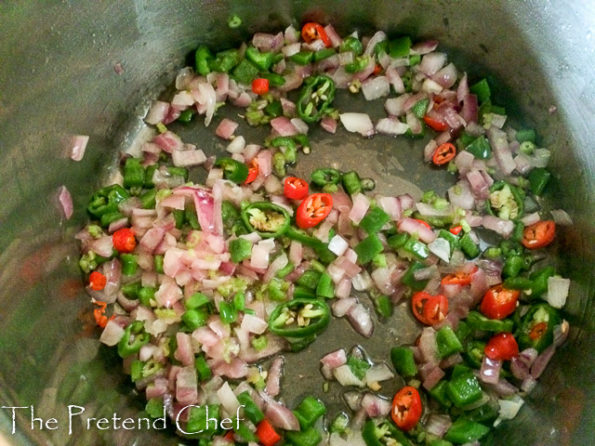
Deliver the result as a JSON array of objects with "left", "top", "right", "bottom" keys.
[
  {"left": 411, "top": 291, "right": 449, "bottom": 326},
  {"left": 480, "top": 285, "right": 520, "bottom": 320},
  {"left": 432, "top": 142, "right": 457, "bottom": 166},
  {"left": 521, "top": 220, "right": 556, "bottom": 249},
  {"left": 283, "top": 176, "right": 309, "bottom": 200},
  {"left": 245, "top": 159, "right": 259, "bottom": 184},
  {"left": 112, "top": 228, "right": 136, "bottom": 253},
  {"left": 301, "top": 22, "right": 331, "bottom": 47},
  {"left": 391, "top": 386, "right": 422, "bottom": 431},
  {"left": 295, "top": 193, "right": 333, "bottom": 229},
  {"left": 485, "top": 332, "right": 519, "bottom": 360}
]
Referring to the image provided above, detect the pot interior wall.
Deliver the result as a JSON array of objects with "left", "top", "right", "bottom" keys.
[{"left": 0, "top": 1, "right": 592, "bottom": 445}]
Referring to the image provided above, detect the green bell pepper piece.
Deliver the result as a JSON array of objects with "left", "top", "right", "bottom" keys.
[
  {"left": 429, "top": 380, "right": 451, "bottom": 407},
  {"left": 296, "top": 269, "right": 322, "bottom": 290},
  {"left": 138, "top": 286, "right": 156, "bottom": 307},
  {"left": 290, "top": 50, "right": 314, "bottom": 65},
  {"left": 465, "top": 135, "right": 492, "bottom": 159},
  {"left": 388, "top": 36, "right": 412, "bottom": 58},
  {"left": 374, "top": 295, "right": 393, "bottom": 318},
  {"left": 402, "top": 261, "right": 429, "bottom": 291},
  {"left": 464, "top": 340, "right": 487, "bottom": 368},
  {"left": 232, "top": 58, "right": 259, "bottom": 85},
  {"left": 528, "top": 167, "right": 551, "bottom": 196},
  {"left": 123, "top": 157, "right": 145, "bottom": 188},
  {"left": 229, "top": 237, "right": 252, "bottom": 263},
  {"left": 445, "top": 418, "right": 489, "bottom": 444},
  {"left": 316, "top": 272, "right": 335, "bottom": 298},
  {"left": 469, "top": 78, "right": 491, "bottom": 103},
  {"left": 293, "top": 396, "right": 326, "bottom": 429},
  {"left": 436, "top": 326, "right": 464, "bottom": 358},
  {"left": 515, "top": 128, "right": 536, "bottom": 143},
  {"left": 87, "top": 184, "right": 130, "bottom": 218},
  {"left": 195, "top": 355, "right": 212, "bottom": 381},
  {"left": 260, "top": 72, "right": 286, "bottom": 88},
  {"left": 354, "top": 234, "right": 384, "bottom": 264},
  {"left": 270, "top": 136, "right": 297, "bottom": 163},
  {"left": 529, "top": 265, "right": 555, "bottom": 297},
  {"left": 390, "top": 347, "right": 418, "bottom": 378},
  {"left": 120, "top": 253, "right": 138, "bottom": 276},
  {"left": 460, "top": 233, "right": 480, "bottom": 259},
  {"left": 182, "top": 308, "right": 209, "bottom": 330},
  {"left": 210, "top": 49, "right": 240, "bottom": 73},
  {"left": 195, "top": 45, "right": 213, "bottom": 75},
  {"left": 285, "top": 427, "right": 321, "bottom": 446},
  {"left": 297, "top": 75, "right": 336, "bottom": 123},
  {"left": 359, "top": 206, "right": 390, "bottom": 234},
  {"left": 186, "top": 404, "right": 220, "bottom": 436},
  {"left": 411, "top": 97, "right": 429, "bottom": 118},
  {"left": 447, "top": 372, "right": 483, "bottom": 408},
  {"left": 245, "top": 46, "right": 274, "bottom": 71}
]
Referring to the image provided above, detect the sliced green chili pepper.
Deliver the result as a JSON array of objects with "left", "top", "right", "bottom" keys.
[
  {"left": 87, "top": 184, "right": 130, "bottom": 218},
  {"left": 195, "top": 45, "right": 213, "bottom": 76},
  {"left": 260, "top": 72, "right": 286, "bottom": 88},
  {"left": 268, "top": 298, "right": 330, "bottom": 338},
  {"left": 529, "top": 266, "right": 555, "bottom": 297},
  {"left": 296, "top": 269, "right": 322, "bottom": 290},
  {"left": 186, "top": 292, "right": 210, "bottom": 310},
  {"left": 342, "top": 170, "right": 362, "bottom": 196},
  {"left": 387, "top": 232, "right": 409, "bottom": 250},
  {"left": 154, "top": 254, "right": 164, "bottom": 274},
  {"left": 182, "top": 308, "right": 209, "bottom": 330},
  {"left": 517, "top": 303, "right": 560, "bottom": 353},
  {"left": 345, "top": 55, "right": 369, "bottom": 73},
  {"left": 100, "top": 211, "right": 124, "bottom": 227},
  {"left": 488, "top": 180, "right": 525, "bottom": 220},
  {"left": 241, "top": 202, "right": 290, "bottom": 238},
  {"left": 186, "top": 404, "right": 220, "bottom": 436},
  {"left": 118, "top": 321, "right": 150, "bottom": 358},
  {"left": 315, "top": 272, "right": 334, "bottom": 298},
  {"left": 466, "top": 311, "right": 514, "bottom": 333},
  {"left": 374, "top": 295, "right": 393, "bottom": 318},
  {"left": 121, "top": 281, "right": 141, "bottom": 300},
  {"left": 313, "top": 48, "right": 336, "bottom": 62},
  {"left": 402, "top": 236, "right": 430, "bottom": 260},
  {"left": 214, "top": 157, "right": 249, "bottom": 184},
  {"left": 503, "top": 254, "right": 525, "bottom": 278},
  {"left": 311, "top": 168, "right": 341, "bottom": 187},
  {"left": 439, "top": 229, "right": 461, "bottom": 254},
  {"left": 270, "top": 136, "right": 297, "bottom": 163},
  {"left": 340, "top": 36, "right": 363, "bottom": 55},
  {"left": 245, "top": 46, "right": 274, "bottom": 71},
  {"left": 362, "top": 419, "right": 411, "bottom": 446},
  {"left": 297, "top": 75, "right": 336, "bottom": 123},
  {"left": 219, "top": 301, "right": 237, "bottom": 324},
  {"left": 140, "top": 189, "right": 156, "bottom": 209}
]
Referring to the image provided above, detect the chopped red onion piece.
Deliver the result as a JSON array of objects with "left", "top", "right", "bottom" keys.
[
  {"left": 172, "top": 148, "right": 206, "bottom": 167},
  {"left": 545, "top": 276, "right": 570, "bottom": 309},
  {"left": 215, "top": 118, "right": 238, "bottom": 140},
  {"left": 99, "top": 319, "right": 125, "bottom": 346},
  {"left": 550, "top": 209, "right": 573, "bottom": 225},
  {"left": 69, "top": 134, "right": 89, "bottom": 161},
  {"left": 487, "top": 126, "right": 516, "bottom": 175},
  {"left": 425, "top": 414, "right": 452, "bottom": 437},
  {"left": 480, "top": 356, "right": 502, "bottom": 384},
  {"left": 265, "top": 356, "right": 284, "bottom": 397},
  {"left": 340, "top": 113, "right": 375, "bottom": 137},
  {"left": 397, "top": 217, "right": 436, "bottom": 243},
  {"left": 332, "top": 297, "right": 357, "bottom": 317},
  {"left": 419, "top": 52, "right": 447, "bottom": 76},
  {"left": 333, "top": 364, "right": 365, "bottom": 387},
  {"left": 376, "top": 117, "right": 409, "bottom": 135},
  {"left": 346, "top": 304, "right": 374, "bottom": 338},
  {"left": 363, "top": 31, "right": 387, "bottom": 56},
  {"left": 320, "top": 117, "right": 337, "bottom": 134},
  {"left": 57, "top": 185, "right": 73, "bottom": 219},
  {"left": 145, "top": 100, "right": 170, "bottom": 125},
  {"left": 428, "top": 238, "right": 451, "bottom": 263},
  {"left": 349, "top": 193, "right": 371, "bottom": 224},
  {"left": 521, "top": 212, "right": 541, "bottom": 226},
  {"left": 482, "top": 215, "right": 514, "bottom": 238},
  {"left": 362, "top": 76, "right": 390, "bottom": 101},
  {"left": 361, "top": 393, "right": 391, "bottom": 417},
  {"left": 411, "top": 40, "right": 439, "bottom": 55},
  {"left": 384, "top": 94, "right": 410, "bottom": 117},
  {"left": 324, "top": 24, "right": 342, "bottom": 47},
  {"left": 270, "top": 116, "right": 298, "bottom": 136}
]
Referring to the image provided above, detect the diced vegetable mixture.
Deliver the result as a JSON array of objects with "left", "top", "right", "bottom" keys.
[{"left": 76, "top": 20, "right": 572, "bottom": 445}]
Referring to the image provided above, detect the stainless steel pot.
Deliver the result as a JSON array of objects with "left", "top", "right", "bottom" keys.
[{"left": 0, "top": 1, "right": 592, "bottom": 445}]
